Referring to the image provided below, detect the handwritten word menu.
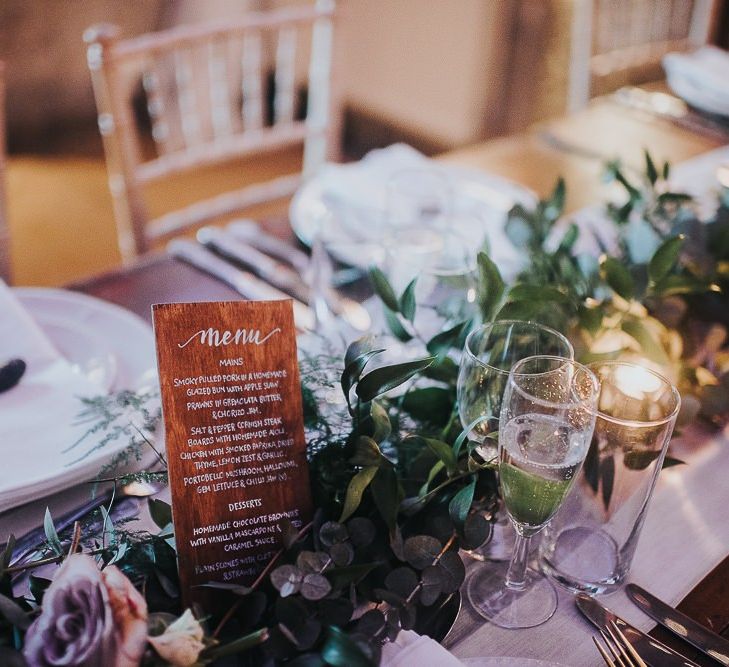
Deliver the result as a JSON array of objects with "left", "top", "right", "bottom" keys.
[{"left": 153, "top": 300, "right": 311, "bottom": 606}]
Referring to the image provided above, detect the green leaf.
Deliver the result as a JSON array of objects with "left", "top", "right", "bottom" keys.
[
  {"left": 363, "top": 401, "right": 392, "bottom": 443},
  {"left": 621, "top": 318, "right": 670, "bottom": 367},
  {"left": 339, "top": 466, "right": 379, "bottom": 523},
  {"left": 148, "top": 498, "right": 173, "bottom": 531},
  {"left": 384, "top": 307, "right": 413, "bottom": 342},
  {"left": 662, "top": 456, "right": 685, "bottom": 468},
  {"left": 662, "top": 161, "right": 671, "bottom": 180},
  {"left": 558, "top": 223, "right": 579, "bottom": 252},
  {"left": 448, "top": 479, "right": 476, "bottom": 532},
  {"left": 350, "top": 436, "right": 385, "bottom": 467},
  {"left": 476, "top": 251, "right": 505, "bottom": 321},
  {"left": 649, "top": 235, "right": 684, "bottom": 284},
  {"left": 371, "top": 465, "right": 401, "bottom": 529},
  {"left": 544, "top": 177, "right": 566, "bottom": 220},
  {"left": 657, "top": 191, "right": 692, "bottom": 205},
  {"left": 426, "top": 320, "right": 470, "bottom": 358},
  {"left": 507, "top": 284, "right": 569, "bottom": 303},
  {"left": 404, "top": 436, "right": 457, "bottom": 474},
  {"left": 421, "top": 356, "right": 459, "bottom": 384},
  {"left": 578, "top": 304, "right": 603, "bottom": 334},
  {"left": 368, "top": 266, "right": 400, "bottom": 312},
  {"left": 401, "top": 388, "right": 455, "bottom": 427},
  {"left": 320, "top": 626, "right": 373, "bottom": 667},
  {"left": 203, "top": 629, "right": 269, "bottom": 660},
  {"left": 645, "top": 149, "right": 658, "bottom": 185},
  {"left": 600, "top": 256, "right": 635, "bottom": 300},
  {"left": 356, "top": 357, "right": 434, "bottom": 402},
  {"left": 399, "top": 278, "right": 417, "bottom": 322},
  {"left": 43, "top": 507, "right": 62, "bottom": 555},
  {"left": 341, "top": 349, "right": 385, "bottom": 406}
]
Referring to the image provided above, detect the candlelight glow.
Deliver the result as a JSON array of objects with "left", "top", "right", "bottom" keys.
[{"left": 614, "top": 363, "right": 663, "bottom": 399}]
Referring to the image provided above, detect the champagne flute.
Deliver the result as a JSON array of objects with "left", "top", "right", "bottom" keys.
[
  {"left": 467, "top": 355, "right": 599, "bottom": 628},
  {"left": 457, "top": 320, "right": 573, "bottom": 561}
]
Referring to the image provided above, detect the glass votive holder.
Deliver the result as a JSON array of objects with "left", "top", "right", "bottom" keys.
[{"left": 538, "top": 361, "right": 680, "bottom": 594}]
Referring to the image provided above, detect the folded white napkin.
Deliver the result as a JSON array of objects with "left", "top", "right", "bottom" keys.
[
  {"left": 381, "top": 630, "right": 465, "bottom": 667},
  {"left": 663, "top": 46, "right": 729, "bottom": 116},
  {"left": 0, "top": 282, "right": 109, "bottom": 510}
]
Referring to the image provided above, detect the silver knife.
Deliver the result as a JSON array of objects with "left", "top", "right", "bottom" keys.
[
  {"left": 167, "top": 239, "right": 315, "bottom": 331},
  {"left": 200, "top": 227, "right": 371, "bottom": 332},
  {"left": 575, "top": 593, "right": 701, "bottom": 667},
  {"left": 627, "top": 583, "right": 729, "bottom": 666},
  {"left": 226, "top": 219, "right": 310, "bottom": 275},
  {"left": 196, "top": 227, "right": 311, "bottom": 304}
]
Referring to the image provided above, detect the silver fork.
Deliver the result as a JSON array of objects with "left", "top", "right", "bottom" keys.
[{"left": 593, "top": 620, "right": 648, "bottom": 667}]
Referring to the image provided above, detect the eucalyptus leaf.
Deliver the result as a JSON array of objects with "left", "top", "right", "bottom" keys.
[
  {"left": 403, "top": 535, "right": 441, "bottom": 570},
  {"left": 297, "top": 551, "right": 330, "bottom": 574},
  {"left": 462, "top": 513, "right": 492, "bottom": 551},
  {"left": 329, "top": 542, "right": 354, "bottom": 567},
  {"left": 347, "top": 517, "right": 376, "bottom": 548},
  {"left": 436, "top": 551, "right": 466, "bottom": 594},
  {"left": 356, "top": 357, "right": 434, "bottom": 402},
  {"left": 271, "top": 565, "right": 303, "bottom": 597},
  {"left": 368, "top": 266, "right": 400, "bottom": 312},
  {"left": 319, "top": 521, "right": 349, "bottom": 547},
  {"left": 419, "top": 565, "right": 444, "bottom": 606},
  {"left": 339, "top": 466, "right": 378, "bottom": 523},
  {"left": 301, "top": 573, "right": 332, "bottom": 601},
  {"left": 384, "top": 566, "right": 419, "bottom": 599},
  {"left": 326, "top": 562, "right": 379, "bottom": 590}
]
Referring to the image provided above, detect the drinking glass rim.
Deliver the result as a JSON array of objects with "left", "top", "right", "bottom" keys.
[
  {"left": 588, "top": 360, "right": 682, "bottom": 427},
  {"left": 506, "top": 354, "right": 600, "bottom": 411},
  {"left": 464, "top": 320, "right": 574, "bottom": 374}
]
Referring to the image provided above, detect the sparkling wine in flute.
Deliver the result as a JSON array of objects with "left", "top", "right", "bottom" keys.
[{"left": 499, "top": 413, "right": 590, "bottom": 531}]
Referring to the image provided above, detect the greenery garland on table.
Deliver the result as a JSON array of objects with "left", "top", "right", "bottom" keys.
[{"left": 1, "top": 154, "right": 728, "bottom": 666}]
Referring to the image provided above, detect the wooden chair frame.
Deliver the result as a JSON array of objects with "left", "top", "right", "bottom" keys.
[
  {"left": 85, "top": 0, "right": 339, "bottom": 262},
  {"left": 0, "top": 61, "right": 9, "bottom": 283},
  {"left": 568, "top": 0, "right": 719, "bottom": 111}
]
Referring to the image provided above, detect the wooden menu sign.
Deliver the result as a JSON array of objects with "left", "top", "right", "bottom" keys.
[{"left": 152, "top": 300, "right": 312, "bottom": 606}]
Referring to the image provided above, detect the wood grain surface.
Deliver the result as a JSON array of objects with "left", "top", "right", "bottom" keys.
[{"left": 153, "top": 299, "right": 311, "bottom": 608}]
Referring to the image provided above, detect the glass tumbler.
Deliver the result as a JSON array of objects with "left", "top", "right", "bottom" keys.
[{"left": 539, "top": 361, "right": 681, "bottom": 594}]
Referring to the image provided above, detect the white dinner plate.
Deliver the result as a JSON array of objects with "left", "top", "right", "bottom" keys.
[
  {"left": 0, "top": 289, "right": 158, "bottom": 512},
  {"left": 290, "top": 149, "right": 536, "bottom": 280},
  {"left": 14, "top": 288, "right": 156, "bottom": 391}
]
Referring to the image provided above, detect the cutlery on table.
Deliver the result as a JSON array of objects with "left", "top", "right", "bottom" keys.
[
  {"left": 197, "top": 227, "right": 372, "bottom": 332},
  {"left": 197, "top": 226, "right": 311, "bottom": 304},
  {"left": 593, "top": 620, "right": 648, "bottom": 666},
  {"left": 575, "top": 592, "right": 701, "bottom": 667},
  {"left": 167, "top": 239, "right": 315, "bottom": 331},
  {"left": 612, "top": 87, "right": 729, "bottom": 141},
  {"left": 226, "top": 219, "right": 310, "bottom": 275},
  {"left": 627, "top": 583, "right": 729, "bottom": 666}
]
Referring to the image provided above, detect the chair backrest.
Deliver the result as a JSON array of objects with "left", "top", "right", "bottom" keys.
[
  {"left": 0, "top": 60, "right": 9, "bottom": 283},
  {"left": 84, "top": 0, "right": 339, "bottom": 262},
  {"left": 568, "top": 0, "right": 718, "bottom": 110}
]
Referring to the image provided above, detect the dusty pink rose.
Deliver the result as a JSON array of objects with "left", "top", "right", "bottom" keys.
[
  {"left": 23, "top": 554, "right": 147, "bottom": 667},
  {"left": 102, "top": 565, "right": 148, "bottom": 667}
]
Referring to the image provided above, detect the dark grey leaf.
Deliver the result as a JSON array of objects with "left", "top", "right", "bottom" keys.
[
  {"left": 301, "top": 573, "right": 332, "bottom": 601},
  {"left": 419, "top": 565, "right": 444, "bottom": 606},
  {"left": 403, "top": 535, "right": 441, "bottom": 570},
  {"left": 347, "top": 517, "right": 376, "bottom": 548},
  {"left": 436, "top": 551, "right": 465, "bottom": 594},
  {"left": 329, "top": 542, "right": 354, "bottom": 567},
  {"left": 384, "top": 566, "right": 419, "bottom": 599},
  {"left": 270, "top": 565, "right": 303, "bottom": 597},
  {"left": 319, "top": 521, "right": 349, "bottom": 547},
  {"left": 296, "top": 550, "right": 330, "bottom": 574}
]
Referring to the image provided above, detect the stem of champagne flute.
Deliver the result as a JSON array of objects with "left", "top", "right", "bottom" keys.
[{"left": 504, "top": 531, "right": 531, "bottom": 591}]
